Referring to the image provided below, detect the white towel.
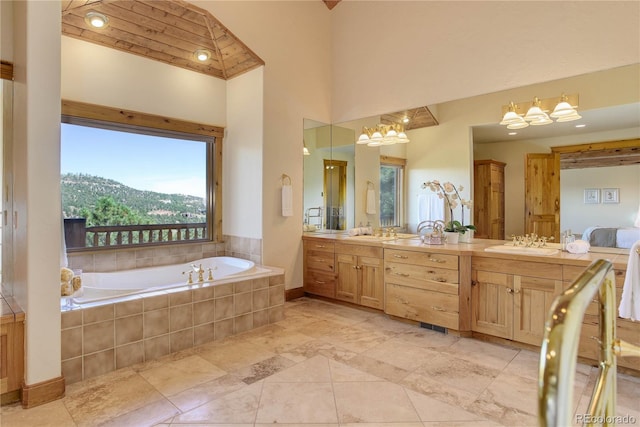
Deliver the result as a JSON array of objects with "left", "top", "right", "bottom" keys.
[
  {"left": 619, "top": 240, "right": 640, "bottom": 321},
  {"left": 348, "top": 227, "right": 372, "bottom": 236},
  {"left": 366, "top": 188, "right": 376, "bottom": 215},
  {"left": 281, "top": 184, "right": 293, "bottom": 217},
  {"left": 566, "top": 239, "right": 590, "bottom": 254},
  {"left": 417, "top": 193, "right": 445, "bottom": 222}
]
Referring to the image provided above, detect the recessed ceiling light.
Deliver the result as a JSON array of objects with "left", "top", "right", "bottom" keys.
[
  {"left": 575, "top": 124, "right": 586, "bottom": 128},
  {"left": 194, "top": 49, "right": 211, "bottom": 62},
  {"left": 85, "top": 11, "right": 109, "bottom": 29},
  {"left": 508, "top": 132, "right": 517, "bottom": 136}
]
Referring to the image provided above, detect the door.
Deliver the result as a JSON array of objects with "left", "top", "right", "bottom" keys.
[
  {"left": 323, "top": 159, "right": 347, "bottom": 230},
  {"left": 512, "top": 276, "right": 563, "bottom": 346},
  {"left": 525, "top": 153, "right": 560, "bottom": 240},
  {"left": 471, "top": 269, "right": 513, "bottom": 339},
  {"left": 335, "top": 253, "right": 358, "bottom": 303},
  {"left": 359, "top": 256, "right": 384, "bottom": 309}
]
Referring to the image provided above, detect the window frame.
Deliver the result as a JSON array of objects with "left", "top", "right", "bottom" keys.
[
  {"left": 379, "top": 155, "right": 406, "bottom": 228},
  {"left": 61, "top": 99, "right": 224, "bottom": 248}
]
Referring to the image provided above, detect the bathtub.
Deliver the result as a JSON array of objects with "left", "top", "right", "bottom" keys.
[{"left": 69, "top": 256, "right": 258, "bottom": 305}]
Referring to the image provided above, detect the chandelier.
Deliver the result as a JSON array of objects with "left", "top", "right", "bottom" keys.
[
  {"left": 500, "top": 94, "right": 581, "bottom": 130},
  {"left": 356, "top": 123, "right": 410, "bottom": 147}
]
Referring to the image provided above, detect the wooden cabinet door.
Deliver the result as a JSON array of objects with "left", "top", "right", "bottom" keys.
[
  {"left": 512, "top": 276, "right": 562, "bottom": 346},
  {"left": 359, "top": 256, "right": 384, "bottom": 310},
  {"left": 471, "top": 269, "right": 513, "bottom": 339},
  {"left": 336, "top": 253, "right": 358, "bottom": 303}
]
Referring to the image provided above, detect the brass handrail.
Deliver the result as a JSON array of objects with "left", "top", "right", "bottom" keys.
[{"left": 538, "top": 259, "right": 640, "bottom": 427}]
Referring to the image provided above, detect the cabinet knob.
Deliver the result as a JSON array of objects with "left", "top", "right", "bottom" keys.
[
  {"left": 352, "top": 265, "right": 362, "bottom": 270},
  {"left": 506, "top": 288, "right": 514, "bottom": 294}
]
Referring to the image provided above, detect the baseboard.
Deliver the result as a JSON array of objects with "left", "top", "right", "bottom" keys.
[
  {"left": 285, "top": 287, "right": 305, "bottom": 301},
  {"left": 21, "top": 376, "right": 65, "bottom": 409}
]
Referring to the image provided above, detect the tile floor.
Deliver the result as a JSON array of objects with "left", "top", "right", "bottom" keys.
[{"left": 1, "top": 297, "right": 639, "bottom": 427}]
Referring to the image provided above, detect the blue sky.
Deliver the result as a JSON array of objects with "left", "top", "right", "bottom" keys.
[{"left": 61, "top": 123, "right": 207, "bottom": 198}]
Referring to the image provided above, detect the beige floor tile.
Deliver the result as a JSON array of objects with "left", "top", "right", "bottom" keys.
[
  {"left": 137, "top": 354, "right": 227, "bottom": 396},
  {"left": 401, "top": 370, "right": 481, "bottom": 409},
  {"left": 394, "top": 328, "right": 460, "bottom": 350},
  {"left": 100, "top": 398, "right": 178, "bottom": 427},
  {"left": 244, "top": 324, "right": 317, "bottom": 353},
  {"left": 445, "top": 338, "right": 519, "bottom": 371},
  {"left": 196, "top": 339, "right": 277, "bottom": 372},
  {"left": 365, "top": 338, "right": 443, "bottom": 371},
  {"left": 265, "top": 354, "right": 332, "bottom": 382},
  {"left": 0, "top": 399, "right": 76, "bottom": 427},
  {"left": 165, "top": 373, "right": 247, "bottom": 413},
  {"left": 345, "top": 353, "right": 412, "bottom": 383},
  {"left": 333, "top": 381, "right": 420, "bottom": 423},
  {"left": 233, "top": 354, "right": 296, "bottom": 384},
  {"left": 328, "top": 358, "right": 382, "bottom": 382},
  {"left": 172, "top": 380, "right": 263, "bottom": 424},
  {"left": 405, "top": 388, "right": 489, "bottom": 423},
  {"left": 279, "top": 338, "right": 359, "bottom": 364},
  {"left": 255, "top": 382, "right": 338, "bottom": 423},
  {"left": 63, "top": 368, "right": 168, "bottom": 426}
]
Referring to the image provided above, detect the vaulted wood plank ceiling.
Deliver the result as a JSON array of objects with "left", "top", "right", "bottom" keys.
[{"left": 61, "top": 0, "right": 265, "bottom": 79}]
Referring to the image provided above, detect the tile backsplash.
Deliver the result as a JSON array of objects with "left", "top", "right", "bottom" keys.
[{"left": 67, "top": 235, "right": 262, "bottom": 273}]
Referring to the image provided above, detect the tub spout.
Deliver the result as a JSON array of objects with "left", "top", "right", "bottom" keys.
[{"left": 192, "top": 264, "right": 205, "bottom": 282}]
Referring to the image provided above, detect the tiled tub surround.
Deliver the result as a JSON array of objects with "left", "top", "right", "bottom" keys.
[
  {"left": 61, "top": 270, "right": 285, "bottom": 384},
  {"left": 67, "top": 235, "right": 262, "bottom": 273}
]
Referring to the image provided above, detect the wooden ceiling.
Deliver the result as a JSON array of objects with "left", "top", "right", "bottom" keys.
[
  {"left": 61, "top": 0, "right": 265, "bottom": 80},
  {"left": 323, "top": 1, "right": 341, "bottom": 10},
  {"left": 552, "top": 139, "right": 640, "bottom": 169},
  {"left": 381, "top": 106, "right": 439, "bottom": 131}
]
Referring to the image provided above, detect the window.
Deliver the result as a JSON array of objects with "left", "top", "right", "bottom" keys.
[
  {"left": 379, "top": 156, "right": 406, "bottom": 228},
  {"left": 61, "top": 101, "right": 223, "bottom": 249}
]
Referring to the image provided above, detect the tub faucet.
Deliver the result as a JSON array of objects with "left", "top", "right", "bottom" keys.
[{"left": 192, "top": 264, "right": 205, "bottom": 282}]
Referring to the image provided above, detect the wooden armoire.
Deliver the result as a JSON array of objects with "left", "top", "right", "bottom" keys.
[{"left": 473, "top": 159, "right": 506, "bottom": 240}]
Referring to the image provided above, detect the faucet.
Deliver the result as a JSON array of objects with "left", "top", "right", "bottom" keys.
[{"left": 191, "top": 264, "right": 205, "bottom": 282}]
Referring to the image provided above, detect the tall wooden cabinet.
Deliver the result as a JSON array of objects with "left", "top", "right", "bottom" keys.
[{"left": 473, "top": 160, "right": 506, "bottom": 240}]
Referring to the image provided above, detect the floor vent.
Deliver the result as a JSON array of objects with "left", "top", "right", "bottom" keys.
[{"left": 420, "top": 322, "right": 447, "bottom": 334}]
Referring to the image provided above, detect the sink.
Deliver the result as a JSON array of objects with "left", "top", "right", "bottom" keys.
[{"left": 484, "top": 245, "right": 559, "bottom": 256}]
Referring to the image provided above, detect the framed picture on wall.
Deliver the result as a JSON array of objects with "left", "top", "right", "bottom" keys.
[
  {"left": 584, "top": 188, "right": 599, "bottom": 204},
  {"left": 602, "top": 188, "right": 619, "bottom": 204}
]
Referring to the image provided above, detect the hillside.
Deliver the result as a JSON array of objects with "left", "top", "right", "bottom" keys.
[{"left": 62, "top": 173, "right": 206, "bottom": 224}]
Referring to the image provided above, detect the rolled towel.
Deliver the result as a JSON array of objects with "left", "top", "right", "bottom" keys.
[{"left": 566, "top": 239, "right": 590, "bottom": 254}]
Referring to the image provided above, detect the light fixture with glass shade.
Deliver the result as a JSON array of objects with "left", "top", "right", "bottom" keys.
[
  {"left": 85, "top": 11, "right": 109, "bottom": 29},
  {"left": 356, "top": 123, "right": 409, "bottom": 147},
  {"left": 499, "top": 94, "right": 580, "bottom": 130},
  {"left": 194, "top": 49, "right": 212, "bottom": 62}
]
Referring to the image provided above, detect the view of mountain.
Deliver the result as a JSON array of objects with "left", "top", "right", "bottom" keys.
[{"left": 61, "top": 173, "right": 206, "bottom": 224}]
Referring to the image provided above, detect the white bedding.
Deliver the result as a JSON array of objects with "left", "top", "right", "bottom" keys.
[{"left": 581, "top": 226, "right": 640, "bottom": 249}]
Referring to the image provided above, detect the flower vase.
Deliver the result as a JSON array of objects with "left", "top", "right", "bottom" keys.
[
  {"left": 459, "top": 230, "right": 473, "bottom": 243},
  {"left": 444, "top": 231, "right": 459, "bottom": 244}
]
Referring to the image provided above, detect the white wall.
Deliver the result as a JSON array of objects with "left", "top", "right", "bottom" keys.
[
  {"left": 561, "top": 165, "right": 640, "bottom": 234},
  {"left": 331, "top": 1, "right": 640, "bottom": 122},
  {"left": 224, "top": 68, "right": 263, "bottom": 239},
  {"left": 200, "top": 1, "right": 332, "bottom": 289},
  {"left": 13, "top": 0, "right": 62, "bottom": 385},
  {"left": 61, "top": 37, "right": 226, "bottom": 124}
]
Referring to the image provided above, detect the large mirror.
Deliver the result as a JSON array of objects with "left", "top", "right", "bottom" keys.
[
  {"left": 303, "top": 66, "right": 639, "bottom": 251},
  {"left": 1, "top": 71, "right": 14, "bottom": 296},
  {"left": 303, "top": 119, "right": 355, "bottom": 232}
]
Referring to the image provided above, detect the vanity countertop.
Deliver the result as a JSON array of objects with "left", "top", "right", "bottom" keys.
[{"left": 302, "top": 232, "right": 630, "bottom": 270}]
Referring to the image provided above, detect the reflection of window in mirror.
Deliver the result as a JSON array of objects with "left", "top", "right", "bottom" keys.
[{"left": 380, "top": 156, "right": 406, "bottom": 229}]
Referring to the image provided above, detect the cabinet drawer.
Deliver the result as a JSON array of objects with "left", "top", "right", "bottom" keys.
[
  {"left": 304, "top": 271, "right": 336, "bottom": 298},
  {"left": 306, "top": 250, "right": 335, "bottom": 272},
  {"left": 304, "top": 240, "right": 335, "bottom": 254},
  {"left": 385, "top": 249, "right": 458, "bottom": 271},
  {"left": 335, "top": 242, "right": 382, "bottom": 258},
  {"left": 385, "top": 283, "right": 459, "bottom": 330},
  {"left": 385, "top": 261, "right": 459, "bottom": 294}
]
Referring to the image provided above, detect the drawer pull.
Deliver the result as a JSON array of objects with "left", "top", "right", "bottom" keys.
[
  {"left": 393, "top": 254, "right": 409, "bottom": 259},
  {"left": 314, "top": 258, "right": 326, "bottom": 262},
  {"left": 315, "top": 244, "right": 327, "bottom": 248},
  {"left": 434, "top": 277, "right": 447, "bottom": 283},
  {"left": 352, "top": 265, "right": 362, "bottom": 270},
  {"left": 431, "top": 306, "right": 446, "bottom": 312},
  {"left": 428, "top": 258, "right": 445, "bottom": 263},
  {"left": 314, "top": 280, "right": 326, "bottom": 284},
  {"left": 393, "top": 272, "right": 410, "bottom": 277}
]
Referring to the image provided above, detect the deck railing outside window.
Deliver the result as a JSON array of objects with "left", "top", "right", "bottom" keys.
[{"left": 64, "top": 218, "right": 207, "bottom": 250}]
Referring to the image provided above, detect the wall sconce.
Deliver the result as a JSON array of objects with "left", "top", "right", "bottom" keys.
[
  {"left": 500, "top": 94, "right": 581, "bottom": 129},
  {"left": 356, "top": 123, "right": 409, "bottom": 147},
  {"left": 85, "top": 11, "right": 109, "bottom": 29}
]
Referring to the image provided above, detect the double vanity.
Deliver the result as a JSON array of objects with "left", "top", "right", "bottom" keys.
[{"left": 302, "top": 233, "right": 639, "bottom": 374}]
